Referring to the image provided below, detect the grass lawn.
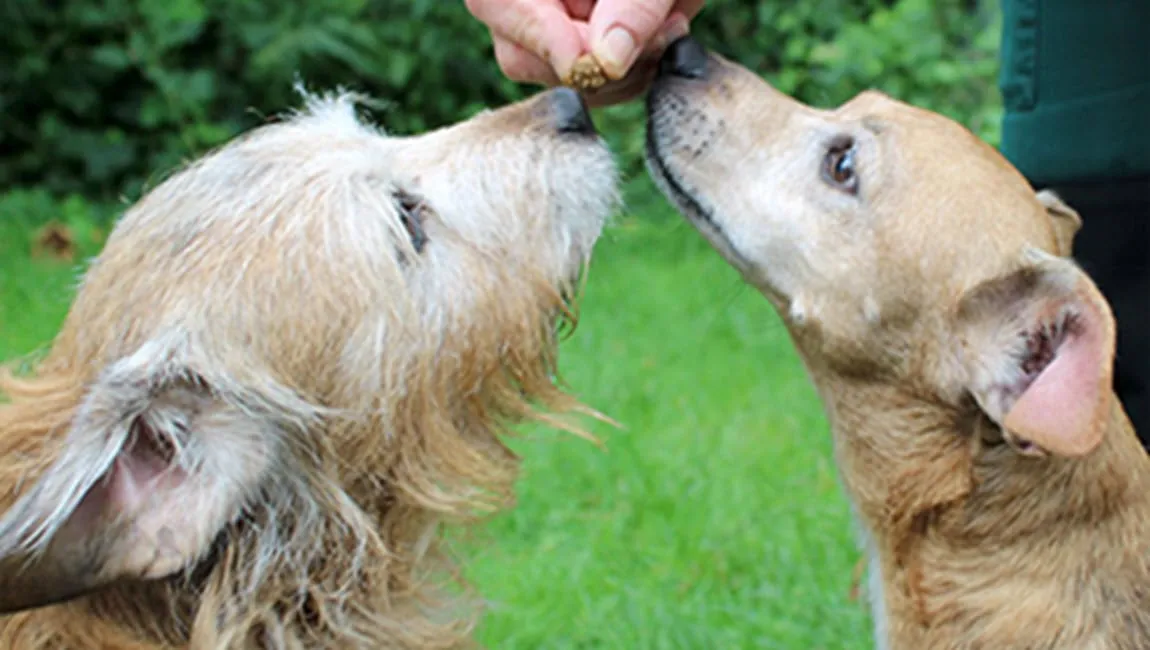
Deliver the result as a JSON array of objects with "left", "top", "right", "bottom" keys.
[{"left": 0, "top": 178, "right": 873, "bottom": 649}]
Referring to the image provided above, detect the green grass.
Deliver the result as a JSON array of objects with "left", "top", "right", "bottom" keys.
[{"left": 0, "top": 179, "right": 873, "bottom": 649}]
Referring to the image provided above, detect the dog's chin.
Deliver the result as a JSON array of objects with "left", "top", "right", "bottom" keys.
[{"left": 541, "top": 139, "right": 618, "bottom": 279}]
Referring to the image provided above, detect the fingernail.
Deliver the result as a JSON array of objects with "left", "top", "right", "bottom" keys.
[{"left": 595, "top": 26, "right": 637, "bottom": 80}]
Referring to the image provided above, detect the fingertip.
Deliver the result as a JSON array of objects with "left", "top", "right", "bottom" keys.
[
  {"left": 494, "top": 37, "right": 562, "bottom": 86},
  {"left": 662, "top": 12, "right": 692, "bottom": 43},
  {"left": 592, "top": 27, "right": 639, "bottom": 81},
  {"left": 641, "top": 14, "right": 691, "bottom": 60},
  {"left": 547, "top": 25, "right": 586, "bottom": 84},
  {"left": 588, "top": 0, "right": 678, "bottom": 80},
  {"left": 514, "top": 2, "right": 586, "bottom": 83},
  {"left": 675, "top": 0, "right": 707, "bottom": 21}
]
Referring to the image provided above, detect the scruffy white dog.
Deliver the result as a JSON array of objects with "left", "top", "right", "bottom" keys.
[{"left": 0, "top": 87, "right": 617, "bottom": 649}]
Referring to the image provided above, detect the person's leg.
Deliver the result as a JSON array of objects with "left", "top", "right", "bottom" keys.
[{"left": 1045, "top": 178, "right": 1150, "bottom": 443}]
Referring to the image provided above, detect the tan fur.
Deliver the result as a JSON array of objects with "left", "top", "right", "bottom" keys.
[
  {"left": 646, "top": 43, "right": 1150, "bottom": 650},
  {"left": 0, "top": 88, "right": 617, "bottom": 649}
]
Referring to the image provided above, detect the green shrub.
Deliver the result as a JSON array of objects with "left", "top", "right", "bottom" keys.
[{"left": 1, "top": 0, "right": 1001, "bottom": 215}]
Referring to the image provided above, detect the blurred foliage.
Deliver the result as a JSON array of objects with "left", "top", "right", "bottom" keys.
[
  {"left": 598, "top": 0, "right": 1002, "bottom": 177},
  {"left": 1, "top": 0, "right": 1001, "bottom": 217}
]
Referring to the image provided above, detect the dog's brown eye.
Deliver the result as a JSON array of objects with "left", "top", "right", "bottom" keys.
[
  {"left": 822, "top": 140, "right": 859, "bottom": 195},
  {"left": 394, "top": 191, "right": 428, "bottom": 253}
]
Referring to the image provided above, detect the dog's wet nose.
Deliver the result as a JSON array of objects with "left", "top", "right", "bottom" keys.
[
  {"left": 550, "top": 87, "right": 595, "bottom": 135},
  {"left": 659, "top": 36, "right": 709, "bottom": 79}
]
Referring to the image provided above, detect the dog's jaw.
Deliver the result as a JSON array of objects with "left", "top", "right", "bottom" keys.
[{"left": 644, "top": 85, "right": 764, "bottom": 293}]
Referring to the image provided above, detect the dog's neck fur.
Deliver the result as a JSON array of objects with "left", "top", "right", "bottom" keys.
[{"left": 820, "top": 373, "right": 1150, "bottom": 650}]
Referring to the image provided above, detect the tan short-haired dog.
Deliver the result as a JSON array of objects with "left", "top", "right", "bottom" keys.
[
  {"left": 646, "top": 37, "right": 1150, "bottom": 650},
  {"left": 0, "top": 87, "right": 616, "bottom": 649}
]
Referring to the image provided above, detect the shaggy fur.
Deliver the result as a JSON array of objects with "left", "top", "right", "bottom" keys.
[
  {"left": 0, "top": 87, "right": 617, "bottom": 649},
  {"left": 646, "top": 37, "right": 1150, "bottom": 650}
]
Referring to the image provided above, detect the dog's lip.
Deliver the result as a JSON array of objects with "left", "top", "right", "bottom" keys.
[
  {"left": 644, "top": 117, "right": 756, "bottom": 277},
  {"left": 644, "top": 134, "right": 710, "bottom": 224}
]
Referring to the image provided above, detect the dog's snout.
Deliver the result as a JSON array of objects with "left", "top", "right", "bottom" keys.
[
  {"left": 659, "top": 36, "right": 709, "bottom": 79},
  {"left": 550, "top": 87, "right": 595, "bottom": 135}
]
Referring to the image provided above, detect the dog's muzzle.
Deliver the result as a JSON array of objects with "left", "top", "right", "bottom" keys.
[{"left": 550, "top": 87, "right": 595, "bottom": 136}]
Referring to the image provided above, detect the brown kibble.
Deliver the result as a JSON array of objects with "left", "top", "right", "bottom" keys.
[{"left": 563, "top": 54, "right": 608, "bottom": 91}]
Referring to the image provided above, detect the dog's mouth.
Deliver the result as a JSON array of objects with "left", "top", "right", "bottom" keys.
[{"left": 643, "top": 118, "right": 755, "bottom": 277}]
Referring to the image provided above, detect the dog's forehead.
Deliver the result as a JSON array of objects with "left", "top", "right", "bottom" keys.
[
  {"left": 861, "top": 106, "right": 1041, "bottom": 218},
  {"left": 837, "top": 108, "right": 1061, "bottom": 297}
]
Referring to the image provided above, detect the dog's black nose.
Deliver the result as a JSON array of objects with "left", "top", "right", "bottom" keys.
[
  {"left": 659, "top": 36, "right": 709, "bottom": 79},
  {"left": 551, "top": 87, "right": 595, "bottom": 135}
]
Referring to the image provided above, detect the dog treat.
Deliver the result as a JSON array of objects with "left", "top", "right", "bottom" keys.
[{"left": 564, "top": 54, "right": 608, "bottom": 91}]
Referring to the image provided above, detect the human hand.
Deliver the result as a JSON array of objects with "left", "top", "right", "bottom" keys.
[{"left": 464, "top": 0, "right": 704, "bottom": 106}]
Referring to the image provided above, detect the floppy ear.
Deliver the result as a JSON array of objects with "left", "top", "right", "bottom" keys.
[
  {"left": 956, "top": 249, "right": 1116, "bottom": 457},
  {"left": 1037, "top": 189, "right": 1082, "bottom": 257},
  {"left": 0, "top": 337, "right": 313, "bottom": 614}
]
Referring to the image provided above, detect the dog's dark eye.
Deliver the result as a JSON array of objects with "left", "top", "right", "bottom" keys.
[
  {"left": 394, "top": 191, "right": 428, "bottom": 253},
  {"left": 822, "top": 139, "right": 859, "bottom": 195}
]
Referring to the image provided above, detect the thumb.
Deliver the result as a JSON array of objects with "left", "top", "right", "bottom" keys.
[{"left": 588, "top": 0, "right": 678, "bottom": 80}]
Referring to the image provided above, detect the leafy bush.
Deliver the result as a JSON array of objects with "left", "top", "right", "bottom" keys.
[
  {"left": 599, "top": 0, "right": 1001, "bottom": 178},
  {"left": 1, "top": 0, "right": 1001, "bottom": 216}
]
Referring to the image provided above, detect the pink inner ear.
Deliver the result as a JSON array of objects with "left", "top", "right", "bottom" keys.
[
  {"left": 65, "top": 421, "right": 186, "bottom": 538},
  {"left": 69, "top": 422, "right": 181, "bottom": 530},
  {"left": 62, "top": 422, "right": 195, "bottom": 579},
  {"left": 1004, "top": 303, "right": 1113, "bottom": 457}
]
